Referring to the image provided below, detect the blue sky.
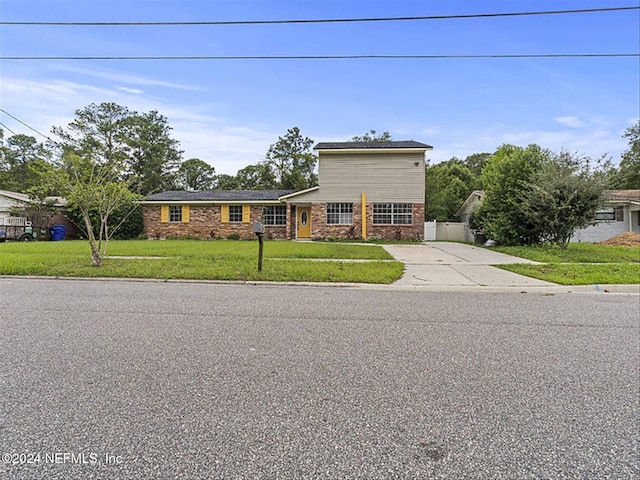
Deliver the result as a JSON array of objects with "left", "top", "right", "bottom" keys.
[{"left": 0, "top": 0, "right": 638, "bottom": 175}]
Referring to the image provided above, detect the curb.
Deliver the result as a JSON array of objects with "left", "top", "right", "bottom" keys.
[{"left": 1, "top": 275, "right": 638, "bottom": 294}]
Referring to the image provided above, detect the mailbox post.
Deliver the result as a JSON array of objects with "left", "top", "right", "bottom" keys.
[{"left": 253, "top": 222, "right": 265, "bottom": 271}]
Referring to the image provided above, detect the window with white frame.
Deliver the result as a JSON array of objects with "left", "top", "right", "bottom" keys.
[
  {"left": 373, "top": 203, "right": 413, "bottom": 225},
  {"left": 594, "top": 209, "right": 616, "bottom": 221},
  {"left": 262, "top": 205, "right": 287, "bottom": 226},
  {"left": 169, "top": 205, "right": 182, "bottom": 222},
  {"left": 326, "top": 203, "right": 353, "bottom": 224},
  {"left": 229, "top": 205, "right": 243, "bottom": 223}
]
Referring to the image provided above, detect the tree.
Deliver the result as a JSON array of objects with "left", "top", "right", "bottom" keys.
[
  {"left": 52, "top": 102, "right": 183, "bottom": 195},
  {"left": 123, "top": 110, "right": 183, "bottom": 194},
  {"left": 51, "top": 152, "right": 138, "bottom": 266},
  {"left": 234, "top": 162, "right": 278, "bottom": 190},
  {"left": 213, "top": 174, "right": 239, "bottom": 190},
  {"left": 177, "top": 158, "right": 216, "bottom": 190},
  {"left": 425, "top": 159, "right": 475, "bottom": 221},
  {"left": 611, "top": 121, "right": 640, "bottom": 189},
  {"left": 264, "top": 127, "right": 317, "bottom": 190},
  {"left": 518, "top": 152, "right": 605, "bottom": 248},
  {"left": 462, "top": 152, "right": 490, "bottom": 188},
  {"left": 51, "top": 104, "right": 144, "bottom": 266},
  {"left": 0, "top": 133, "right": 52, "bottom": 192},
  {"left": 350, "top": 130, "right": 393, "bottom": 142},
  {"left": 52, "top": 102, "right": 131, "bottom": 169},
  {"left": 475, "top": 144, "right": 552, "bottom": 245}
]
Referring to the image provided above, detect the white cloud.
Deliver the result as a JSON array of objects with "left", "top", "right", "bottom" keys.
[
  {"left": 53, "top": 64, "right": 201, "bottom": 91},
  {"left": 553, "top": 116, "right": 584, "bottom": 128},
  {"left": 117, "top": 87, "right": 144, "bottom": 95}
]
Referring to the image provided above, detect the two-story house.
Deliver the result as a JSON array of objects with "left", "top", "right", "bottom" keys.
[{"left": 141, "top": 140, "right": 433, "bottom": 240}]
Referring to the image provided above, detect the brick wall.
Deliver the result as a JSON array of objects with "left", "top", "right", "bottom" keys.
[
  {"left": 368, "top": 203, "right": 424, "bottom": 241},
  {"left": 310, "top": 203, "right": 362, "bottom": 240},
  {"left": 143, "top": 202, "right": 425, "bottom": 241},
  {"left": 142, "top": 205, "right": 288, "bottom": 240},
  {"left": 308, "top": 202, "right": 424, "bottom": 241}
]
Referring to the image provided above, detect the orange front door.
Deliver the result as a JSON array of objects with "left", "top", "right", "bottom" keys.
[{"left": 297, "top": 207, "right": 311, "bottom": 238}]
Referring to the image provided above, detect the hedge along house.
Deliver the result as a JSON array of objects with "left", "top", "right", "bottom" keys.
[{"left": 141, "top": 140, "right": 433, "bottom": 240}]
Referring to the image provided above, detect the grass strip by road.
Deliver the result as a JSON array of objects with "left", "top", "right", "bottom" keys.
[
  {"left": 491, "top": 243, "right": 639, "bottom": 285},
  {"left": 0, "top": 240, "right": 404, "bottom": 284}
]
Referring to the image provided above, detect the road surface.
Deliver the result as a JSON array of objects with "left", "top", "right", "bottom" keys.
[{"left": 1, "top": 278, "right": 638, "bottom": 479}]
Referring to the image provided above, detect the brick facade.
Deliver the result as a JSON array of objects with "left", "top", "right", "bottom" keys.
[
  {"left": 142, "top": 205, "right": 288, "bottom": 240},
  {"left": 307, "top": 202, "right": 423, "bottom": 241},
  {"left": 367, "top": 202, "right": 424, "bottom": 241},
  {"left": 143, "top": 202, "right": 424, "bottom": 241}
]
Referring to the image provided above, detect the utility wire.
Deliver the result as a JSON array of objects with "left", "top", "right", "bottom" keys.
[
  {"left": 1, "top": 6, "right": 637, "bottom": 26},
  {"left": 0, "top": 122, "right": 18, "bottom": 136},
  {"left": 0, "top": 108, "right": 52, "bottom": 141},
  {"left": 2, "top": 53, "right": 638, "bottom": 61}
]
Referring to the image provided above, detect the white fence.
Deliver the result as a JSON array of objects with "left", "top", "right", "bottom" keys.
[
  {"left": 424, "top": 221, "right": 470, "bottom": 242},
  {"left": 0, "top": 216, "right": 30, "bottom": 227}
]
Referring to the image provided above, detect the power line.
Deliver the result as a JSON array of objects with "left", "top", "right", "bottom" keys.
[
  {"left": 1, "top": 53, "right": 638, "bottom": 61},
  {"left": 0, "top": 122, "right": 18, "bottom": 136},
  {"left": 1, "top": 6, "right": 637, "bottom": 26},
  {"left": 0, "top": 108, "right": 52, "bottom": 141}
]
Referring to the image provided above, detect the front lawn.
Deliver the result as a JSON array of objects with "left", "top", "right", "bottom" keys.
[
  {"left": 491, "top": 243, "right": 640, "bottom": 285},
  {"left": 0, "top": 239, "right": 403, "bottom": 284},
  {"left": 492, "top": 243, "right": 639, "bottom": 264}
]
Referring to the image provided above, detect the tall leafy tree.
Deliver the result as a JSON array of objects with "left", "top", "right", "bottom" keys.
[
  {"left": 264, "top": 127, "right": 317, "bottom": 190},
  {"left": 50, "top": 152, "right": 138, "bottom": 266},
  {"left": 123, "top": 110, "right": 182, "bottom": 194},
  {"left": 475, "top": 144, "right": 552, "bottom": 245},
  {"left": 425, "top": 159, "right": 475, "bottom": 221},
  {"left": 518, "top": 152, "right": 605, "bottom": 248},
  {"left": 462, "top": 152, "right": 491, "bottom": 187},
  {"left": 611, "top": 121, "right": 640, "bottom": 189},
  {"left": 52, "top": 102, "right": 183, "bottom": 195},
  {"left": 177, "top": 158, "right": 216, "bottom": 190},
  {"left": 213, "top": 174, "right": 239, "bottom": 190},
  {"left": 0, "top": 132, "right": 51, "bottom": 192},
  {"left": 52, "top": 102, "right": 131, "bottom": 169},
  {"left": 234, "top": 162, "right": 278, "bottom": 190},
  {"left": 350, "top": 130, "right": 392, "bottom": 142},
  {"left": 51, "top": 103, "right": 144, "bottom": 265}
]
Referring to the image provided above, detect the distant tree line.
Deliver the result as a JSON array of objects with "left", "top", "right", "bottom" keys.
[{"left": 1, "top": 100, "right": 637, "bottom": 256}]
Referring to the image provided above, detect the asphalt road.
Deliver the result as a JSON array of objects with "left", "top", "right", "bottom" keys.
[{"left": 1, "top": 278, "right": 638, "bottom": 479}]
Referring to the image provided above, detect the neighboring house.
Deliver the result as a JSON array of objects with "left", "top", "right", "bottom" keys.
[
  {"left": 0, "top": 189, "right": 79, "bottom": 239},
  {"left": 141, "top": 140, "right": 432, "bottom": 240},
  {"left": 454, "top": 190, "right": 485, "bottom": 242},
  {"left": 571, "top": 190, "right": 640, "bottom": 243},
  {"left": 455, "top": 189, "right": 640, "bottom": 243}
]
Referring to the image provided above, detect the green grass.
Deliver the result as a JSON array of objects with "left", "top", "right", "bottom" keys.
[
  {"left": 491, "top": 242, "right": 640, "bottom": 285},
  {"left": 491, "top": 243, "right": 640, "bottom": 264},
  {"left": 499, "top": 263, "right": 640, "bottom": 285},
  {"left": 0, "top": 239, "right": 403, "bottom": 284}
]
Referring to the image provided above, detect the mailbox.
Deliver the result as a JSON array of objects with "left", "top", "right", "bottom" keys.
[{"left": 253, "top": 222, "right": 265, "bottom": 235}]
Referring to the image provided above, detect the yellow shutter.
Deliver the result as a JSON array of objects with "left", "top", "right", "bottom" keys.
[
  {"left": 160, "top": 205, "right": 169, "bottom": 223},
  {"left": 221, "top": 205, "right": 229, "bottom": 223},
  {"left": 242, "top": 205, "right": 250, "bottom": 223},
  {"left": 182, "top": 205, "right": 190, "bottom": 223}
]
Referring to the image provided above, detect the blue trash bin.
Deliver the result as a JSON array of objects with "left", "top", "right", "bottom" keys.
[{"left": 50, "top": 225, "right": 67, "bottom": 241}]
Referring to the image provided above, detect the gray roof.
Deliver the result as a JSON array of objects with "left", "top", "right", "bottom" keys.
[
  {"left": 314, "top": 140, "right": 433, "bottom": 150},
  {"left": 145, "top": 190, "right": 295, "bottom": 202}
]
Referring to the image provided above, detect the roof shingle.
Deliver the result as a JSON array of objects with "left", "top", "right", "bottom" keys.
[
  {"left": 314, "top": 140, "right": 433, "bottom": 150},
  {"left": 145, "top": 190, "right": 295, "bottom": 202}
]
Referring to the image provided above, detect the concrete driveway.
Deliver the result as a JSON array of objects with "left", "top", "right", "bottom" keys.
[{"left": 383, "top": 242, "right": 555, "bottom": 288}]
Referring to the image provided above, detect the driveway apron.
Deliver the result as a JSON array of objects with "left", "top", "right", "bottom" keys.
[{"left": 382, "top": 242, "right": 555, "bottom": 288}]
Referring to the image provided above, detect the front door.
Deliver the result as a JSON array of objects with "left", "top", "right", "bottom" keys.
[{"left": 297, "top": 207, "right": 311, "bottom": 239}]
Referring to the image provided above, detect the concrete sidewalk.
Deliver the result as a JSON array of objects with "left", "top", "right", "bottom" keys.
[{"left": 383, "top": 242, "right": 555, "bottom": 288}]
